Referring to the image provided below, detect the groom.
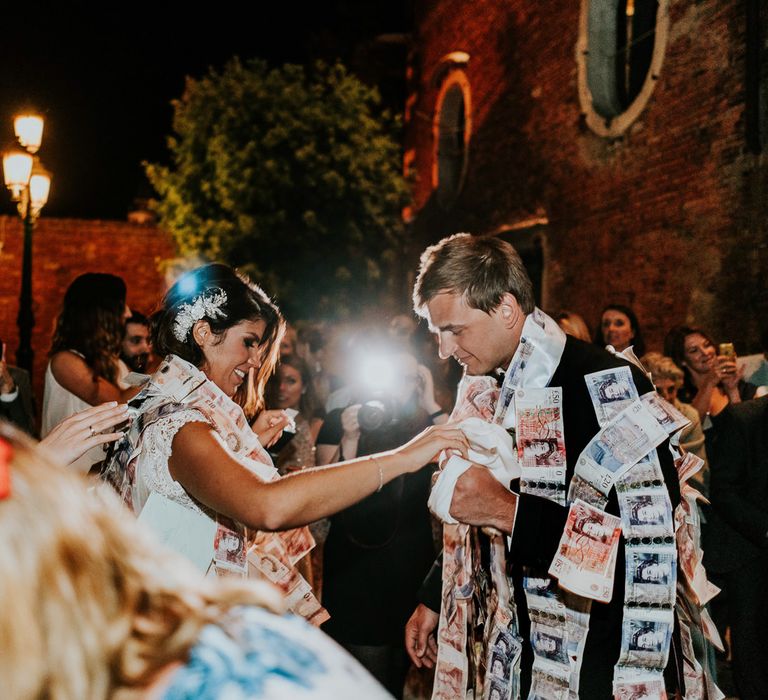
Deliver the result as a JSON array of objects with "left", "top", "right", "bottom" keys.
[{"left": 404, "top": 233, "right": 682, "bottom": 697}]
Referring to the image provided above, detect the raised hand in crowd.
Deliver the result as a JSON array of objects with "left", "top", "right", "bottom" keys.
[{"left": 39, "top": 402, "right": 129, "bottom": 467}]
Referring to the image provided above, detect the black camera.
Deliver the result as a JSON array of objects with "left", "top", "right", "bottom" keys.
[{"left": 357, "top": 397, "right": 400, "bottom": 433}]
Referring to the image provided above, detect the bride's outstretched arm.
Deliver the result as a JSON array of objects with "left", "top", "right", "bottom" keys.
[{"left": 168, "top": 422, "right": 468, "bottom": 531}]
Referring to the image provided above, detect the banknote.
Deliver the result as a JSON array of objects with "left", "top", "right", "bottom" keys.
[
  {"left": 524, "top": 577, "right": 592, "bottom": 694},
  {"left": 433, "top": 523, "right": 472, "bottom": 700},
  {"left": 566, "top": 473, "right": 609, "bottom": 509},
  {"left": 641, "top": 391, "right": 691, "bottom": 434},
  {"left": 616, "top": 452, "right": 665, "bottom": 493},
  {"left": 613, "top": 667, "right": 668, "bottom": 700},
  {"left": 531, "top": 622, "right": 570, "bottom": 668},
  {"left": 515, "top": 387, "right": 567, "bottom": 480},
  {"left": 675, "top": 452, "right": 706, "bottom": 485},
  {"left": 675, "top": 484, "right": 720, "bottom": 607},
  {"left": 624, "top": 547, "right": 677, "bottom": 607},
  {"left": 575, "top": 400, "right": 668, "bottom": 494},
  {"left": 549, "top": 499, "right": 622, "bottom": 602},
  {"left": 618, "top": 607, "right": 674, "bottom": 669},
  {"left": 619, "top": 489, "right": 675, "bottom": 539},
  {"left": 485, "top": 624, "right": 522, "bottom": 700},
  {"left": 453, "top": 375, "right": 500, "bottom": 422},
  {"left": 493, "top": 340, "right": 534, "bottom": 425},
  {"left": 529, "top": 658, "right": 570, "bottom": 700},
  {"left": 485, "top": 676, "right": 510, "bottom": 700},
  {"left": 521, "top": 478, "right": 568, "bottom": 506},
  {"left": 679, "top": 617, "right": 708, "bottom": 700},
  {"left": 246, "top": 542, "right": 328, "bottom": 626},
  {"left": 585, "top": 366, "right": 638, "bottom": 426},
  {"left": 277, "top": 526, "right": 316, "bottom": 566},
  {"left": 213, "top": 523, "right": 247, "bottom": 574}
]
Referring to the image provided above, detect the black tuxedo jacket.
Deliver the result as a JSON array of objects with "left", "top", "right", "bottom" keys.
[
  {"left": 704, "top": 396, "right": 768, "bottom": 573},
  {"left": 419, "top": 336, "right": 680, "bottom": 697}
]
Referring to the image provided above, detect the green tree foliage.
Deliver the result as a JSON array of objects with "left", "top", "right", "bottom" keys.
[{"left": 146, "top": 58, "right": 409, "bottom": 319}]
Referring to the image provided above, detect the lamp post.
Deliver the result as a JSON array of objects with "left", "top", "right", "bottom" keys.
[{"left": 2, "top": 114, "right": 51, "bottom": 374}]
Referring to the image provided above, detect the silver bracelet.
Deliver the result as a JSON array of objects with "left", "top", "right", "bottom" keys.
[{"left": 371, "top": 455, "right": 384, "bottom": 492}]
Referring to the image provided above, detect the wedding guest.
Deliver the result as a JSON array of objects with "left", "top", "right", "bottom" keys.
[
  {"left": 0, "top": 423, "right": 392, "bottom": 700},
  {"left": 42, "top": 273, "right": 139, "bottom": 473},
  {"left": 705, "top": 396, "right": 768, "bottom": 699},
  {"left": 595, "top": 304, "right": 646, "bottom": 356},
  {"left": 554, "top": 310, "right": 592, "bottom": 343},
  {"left": 0, "top": 339, "right": 35, "bottom": 436},
  {"left": 664, "top": 326, "right": 757, "bottom": 422},
  {"left": 266, "top": 355, "right": 324, "bottom": 473},
  {"left": 641, "top": 352, "right": 709, "bottom": 495},
  {"left": 316, "top": 337, "right": 446, "bottom": 697},
  {"left": 120, "top": 311, "right": 152, "bottom": 372}
]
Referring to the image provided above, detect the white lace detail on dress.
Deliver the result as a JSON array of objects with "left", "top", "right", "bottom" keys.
[{"left": 135, "top": 408, "right": 212, "bottom": 514}]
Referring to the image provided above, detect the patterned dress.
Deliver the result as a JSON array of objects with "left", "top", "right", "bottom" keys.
[{"left": 161, "top": 605, "right": 391, "bottom": 699}]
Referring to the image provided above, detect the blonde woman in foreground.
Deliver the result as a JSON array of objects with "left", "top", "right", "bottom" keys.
[{"left": 0, "top": 423, "right": 394, "bottom": 700}]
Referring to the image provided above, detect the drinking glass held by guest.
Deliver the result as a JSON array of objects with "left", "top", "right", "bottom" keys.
[
  {"left": 0, "top": 425, "right": 393, "bottom": 700},
  {"left": 42, "top": 273, "right": 140, "bottom": 473},
  {"left": 664, "top": 326, "right": 757, "bottom": 423},
  {"left": 595, "top": 304, "right": 646, "bottom": 356},
  {"left": 100, "top": 263, "right": 468, "bottom": 623}
]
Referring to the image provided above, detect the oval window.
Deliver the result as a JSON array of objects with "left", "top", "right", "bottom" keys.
[
  {"left": 433, "top": 72, "right": 471, "bottom": 206},
  {"left": 578, "top": 0, "right": 669, "bottom": 137}
]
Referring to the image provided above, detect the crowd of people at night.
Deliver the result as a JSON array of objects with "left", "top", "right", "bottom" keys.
[{"left": 0, "top": 232, "right": 765, "bottom": 699}]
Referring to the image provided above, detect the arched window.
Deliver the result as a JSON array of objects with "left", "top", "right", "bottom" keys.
[
  {"left": 577, "top": 0, "right": 669, "bottom": 137},
  {"left": 432, "top": 70, "right": 471, "bottom": 207}
]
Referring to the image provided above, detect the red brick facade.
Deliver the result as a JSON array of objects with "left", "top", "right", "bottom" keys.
[
  {"left": 405, "top": 0, "right": 768, "bottom": 353},
  {"left": 0, "top": 216, "right": 176, "bottom": 402}
]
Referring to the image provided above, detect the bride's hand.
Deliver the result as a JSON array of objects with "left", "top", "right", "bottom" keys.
[
  {"left": 395, "top": 423, "right": 469, "bottom": 472},
  {"left": 252, "top": 409, "right": 291, "bottom": 448}
]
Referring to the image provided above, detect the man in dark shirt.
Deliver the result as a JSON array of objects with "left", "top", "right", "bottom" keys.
[{"left": 705, "top": 396, "right": 768, "bottom": 699}]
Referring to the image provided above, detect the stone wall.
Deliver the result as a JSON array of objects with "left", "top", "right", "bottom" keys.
[
  {"left": 0, "top": 216, "right": 176, "bottom": 404},
  {"left": 405, "top": 0, "right": 768, "bottom": 353}
]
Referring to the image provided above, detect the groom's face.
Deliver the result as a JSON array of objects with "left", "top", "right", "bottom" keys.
[{"left": 425, "top": 292, "right": 520, "bottom": 375}]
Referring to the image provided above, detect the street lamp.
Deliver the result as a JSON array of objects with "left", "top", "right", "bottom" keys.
[{"left": 2, "top": 113, "right": 51, "bottom": 373}]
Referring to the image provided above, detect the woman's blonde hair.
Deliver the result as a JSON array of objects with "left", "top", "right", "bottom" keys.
[
  {"left": 554, "top": 310, "right": 592, "bottom": 343},
  {"left": 641, "top": 351, "right": 685, "bottom": 388},
  {"left": 0, "top": 423, "right": 284, "bottom": 700}
]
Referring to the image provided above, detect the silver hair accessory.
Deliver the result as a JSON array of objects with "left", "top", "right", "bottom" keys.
[{"left": 172, "top": 288, "right": 228, "bottom": 341}]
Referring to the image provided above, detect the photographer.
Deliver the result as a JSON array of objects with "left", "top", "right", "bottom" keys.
[{"left": 316, "top": 338, "right": 447, "bottom": 697}]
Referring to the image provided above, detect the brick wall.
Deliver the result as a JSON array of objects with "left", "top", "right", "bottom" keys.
[
  {"left": 0, "top": 216, "right": 176, "bottom": 405},
  {"left": 405, "top": 0, "right": 768, "bottom": 354}
]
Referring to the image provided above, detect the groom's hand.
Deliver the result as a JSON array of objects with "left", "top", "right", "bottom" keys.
[{"left": 449, "top": 466, "right": 518, "bottom": 533}]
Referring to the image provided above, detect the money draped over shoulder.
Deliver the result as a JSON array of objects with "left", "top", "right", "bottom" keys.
[{"left": 572, "top": 400, "right": 668, "bottom": 496}]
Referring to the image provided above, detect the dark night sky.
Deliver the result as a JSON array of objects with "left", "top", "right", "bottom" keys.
[{"left": 0, "top": 1, "right": 410, "bottom": 219}]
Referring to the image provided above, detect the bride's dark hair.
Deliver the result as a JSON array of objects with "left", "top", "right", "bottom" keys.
[{"left": 154, "top": 263, "right": 285, "bottom": 414}]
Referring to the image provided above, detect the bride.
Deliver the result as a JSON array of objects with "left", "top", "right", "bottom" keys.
[{"left": 102, "top": 263, "right": 466, "bottom": 621}]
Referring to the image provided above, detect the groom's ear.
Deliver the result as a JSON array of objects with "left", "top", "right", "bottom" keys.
[{"left": 497, "top": 293, "right": 523, "bottom": 328}]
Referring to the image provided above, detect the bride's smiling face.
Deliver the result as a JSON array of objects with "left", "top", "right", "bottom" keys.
[{"left": 196, "top": 319, "right": 267, "bottom": 396}]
